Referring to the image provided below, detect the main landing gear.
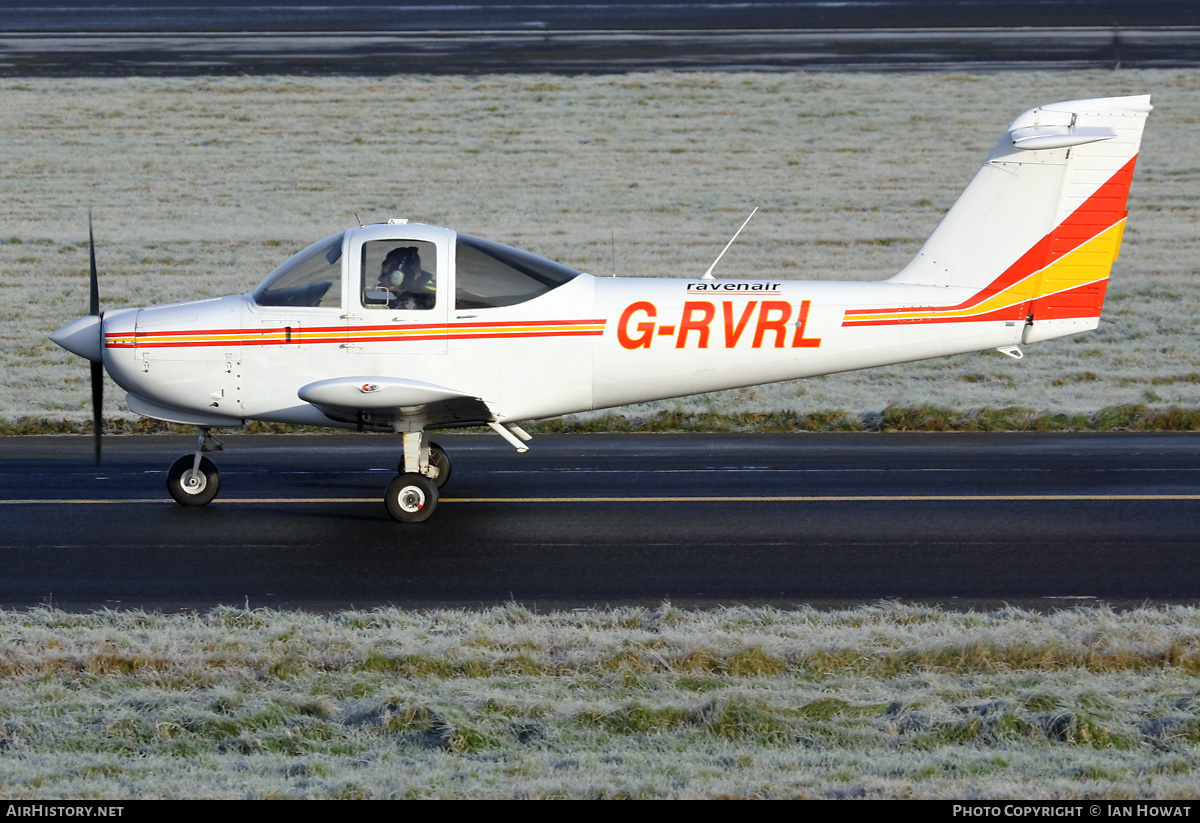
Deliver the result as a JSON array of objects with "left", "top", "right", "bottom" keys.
[
  {"left": 385, "top": 432, "right": 449, "bottom": 523},
  {"left": 384, "top": 423, "right": 527, "bottom": 523}
]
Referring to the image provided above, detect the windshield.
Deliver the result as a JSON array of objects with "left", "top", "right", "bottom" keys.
[
  {"left": 252, "top": 232, "right": 344, "bottom": 308},
  {"left": 455, "top": 233, "right": 581, "bottom": 309}
]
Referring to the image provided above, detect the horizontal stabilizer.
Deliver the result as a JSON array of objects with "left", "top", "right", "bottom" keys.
[{"left": 1011, "top": 125, "right": 1117, "bottom": 151}]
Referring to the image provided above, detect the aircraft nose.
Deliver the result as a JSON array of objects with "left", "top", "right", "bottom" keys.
[{"left": 49, "top": 314, "right": 103, "bottom": 362}]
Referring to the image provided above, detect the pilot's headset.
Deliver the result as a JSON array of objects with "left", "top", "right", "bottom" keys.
[
  {"left": 397, "top": 247, "right": 421, "bottom": 278},
  {"left": 382, "top": 248, "right": 413, "bottom": 287}
]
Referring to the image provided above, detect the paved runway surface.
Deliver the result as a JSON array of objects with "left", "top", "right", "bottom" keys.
[
  {"left": 6, "top": 1, "right": 1196, "bottom": 32},
  {"left": 3, "top": 432, "right": 1200, "bottom": 611},
  {"left": 0, "top": 1, "right": 1197, "bottom": 74},
  {"left": 6, "top": 28, "right": 1199, "bottom": 75}
]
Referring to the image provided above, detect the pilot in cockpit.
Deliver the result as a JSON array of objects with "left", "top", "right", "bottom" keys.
[{"left": 377, "top": 246, "right": 436, "bottom": 310}]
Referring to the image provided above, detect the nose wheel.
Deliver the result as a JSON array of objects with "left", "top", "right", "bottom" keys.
[
  {"left": 166, "top": 455, "right": 221, "bottom": 506},
  {"left": 166, "top": 428, "right": 224, "bottom": 507}
]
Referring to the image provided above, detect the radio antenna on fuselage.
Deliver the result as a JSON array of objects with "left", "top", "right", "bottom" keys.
[
  {"left": 611, "top": 229, "right": 617, "bottom": 278},
  {"left": 701, "top": 206, "right": 758, "bottom": 281}
]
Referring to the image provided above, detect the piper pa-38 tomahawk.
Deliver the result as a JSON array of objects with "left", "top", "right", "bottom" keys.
[{"left": 51, "top": 95, "right": 1151, "bottom": 522}]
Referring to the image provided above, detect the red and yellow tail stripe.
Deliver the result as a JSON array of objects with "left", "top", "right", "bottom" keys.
[
  {"left": 105, "top": 318, "right": 607, "bottom": 349},
  {"left": 843, "top": 156, "right": 1137, "bottom": 328}
]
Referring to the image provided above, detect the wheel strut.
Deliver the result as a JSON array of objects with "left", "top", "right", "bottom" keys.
[{"left": 386, "top": 430, "right": 444, "bottom": 521}]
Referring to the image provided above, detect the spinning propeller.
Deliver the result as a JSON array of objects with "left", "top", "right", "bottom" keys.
[
  {"left": 87, "top": 213, "right": 102, "bottom": 465},
  {"left": 48, "top": 212, "right": 105, "bottom": 465}
]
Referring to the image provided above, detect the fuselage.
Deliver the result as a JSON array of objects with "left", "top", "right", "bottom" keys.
[{"left": 94, "top": 221, "right": 1029, "bottom": 431}]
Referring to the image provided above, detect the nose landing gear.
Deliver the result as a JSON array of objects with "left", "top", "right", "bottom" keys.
[{"left": 166, "top": 428, "right": 223, "bottom": 506}]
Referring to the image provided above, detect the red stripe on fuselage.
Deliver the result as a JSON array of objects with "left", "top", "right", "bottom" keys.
[{"left": 104, "top": 319, "right": 607, "bottom": 349}]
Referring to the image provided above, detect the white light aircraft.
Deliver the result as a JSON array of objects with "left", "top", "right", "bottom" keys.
[{"left": 50, "top": 95, "right": 1152, "bottom": 522}]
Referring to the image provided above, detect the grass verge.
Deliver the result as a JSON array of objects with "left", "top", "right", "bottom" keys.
[
  {"left": 7, "top": 404, "right": 1200, "bottom": 436},
  {"left": 1, "top": 603, "right": 1199, "bottom": 798}
]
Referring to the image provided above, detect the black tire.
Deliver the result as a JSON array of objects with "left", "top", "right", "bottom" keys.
[
  {"left": 166, "top": 455, "right": 221, "bottom": 506},
  {"left": 427, "top": 442, "right": 451, "bottom": 489},
  {"left": 395, "top": 442, "right": 452, "bottom": 489},
  {"left": 385, "top": 473, "right": 438, "bottom": 523}
]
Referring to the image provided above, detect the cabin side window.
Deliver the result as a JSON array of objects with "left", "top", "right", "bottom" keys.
[
  {"left": 455, "top": 233, "right": 580, "bottom": 310},
  {"left": 361, "top": 240, "right": 438, "bottom": 310},
  {"left": 252, "top": 232, "right": 344, "bottom": 308}
]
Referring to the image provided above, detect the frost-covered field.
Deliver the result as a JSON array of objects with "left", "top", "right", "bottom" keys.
[
  {"left": 2, "top": 603, "right": 1200, "bottom": 799},
  {"left": 2, "top": 70, "right": 1197, "bottom": 425}
]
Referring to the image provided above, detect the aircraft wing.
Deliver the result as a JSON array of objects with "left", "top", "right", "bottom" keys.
[{"left": 297, "top": 376, "right": 493, "bottom": 430}]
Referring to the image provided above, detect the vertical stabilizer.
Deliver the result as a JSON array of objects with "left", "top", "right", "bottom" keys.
[{"left": 888, "top": 95, "right": 1151, "bottom": 343}]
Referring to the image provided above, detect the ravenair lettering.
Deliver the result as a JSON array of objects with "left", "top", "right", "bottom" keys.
[
  {"left": 686, "top": 281, "right": 783, "bottom": 294},
  {"left": 617, "top": 299, "right": 821, "bottom": 350}
]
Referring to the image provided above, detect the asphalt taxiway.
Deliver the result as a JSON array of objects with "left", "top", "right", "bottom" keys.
[
  {"left": 1, "top": 1, "right": 1198, "bottom": 75},
  {"left": 3, "top": 27, "right": 1198, "bottom": 76},
  {"left": 2, "top": 431, "right": 1200, "bottom": 612}
]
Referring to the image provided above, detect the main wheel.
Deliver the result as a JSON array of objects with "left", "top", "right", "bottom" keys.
[
  {"left": 166, "top": 455, "right": 221, "bottom": 506},
  {"left": 428, "top": 442, "right": 451, "bottom": 489},
  {"left": 396, "top": 442, "right": 452, "bottom": 489},
  {"left": 385, "top": 473, "right": 438, "bottom": 523}
]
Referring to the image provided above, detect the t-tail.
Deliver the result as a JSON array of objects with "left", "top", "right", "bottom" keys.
[{"left": 870, "top": 95, "right": 1152, "bottom": 344}]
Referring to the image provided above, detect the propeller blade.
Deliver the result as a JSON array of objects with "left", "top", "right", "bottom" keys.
[
  {"left": 88, "top": 211, "right": 102, "bottom": 465},
  {"left": 91, "top": 360, "right": 103, "bottom": 465},
  {"left": 88, "top": 210, "right": 99, "bottom": 317}
]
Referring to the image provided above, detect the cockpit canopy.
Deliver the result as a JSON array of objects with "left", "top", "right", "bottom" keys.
[
  {"left": 250, "top": 227, "right": 583, "bottom": 311},
  {"left": 453, "top": 233, "right": 580, "bottom": 309}
]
